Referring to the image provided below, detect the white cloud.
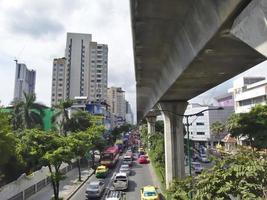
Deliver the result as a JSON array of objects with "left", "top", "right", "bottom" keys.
[{"left": 0, "top": 0, "right": 136, "bottom": 120}]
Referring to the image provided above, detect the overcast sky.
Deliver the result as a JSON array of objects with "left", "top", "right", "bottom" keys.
[
  {"left": 0, "top": 0, "right": 136, "bottom": 117},
  {"left": 1, "top": 0, "right": 267, "bottom": 121}
]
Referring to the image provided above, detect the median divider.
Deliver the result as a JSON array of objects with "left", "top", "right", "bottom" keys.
[{"left": 65, "top": 168, "right": 95, "bottom": 200}]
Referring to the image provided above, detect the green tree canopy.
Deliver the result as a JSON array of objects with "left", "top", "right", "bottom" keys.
[
  {"left": 52, "top": 99, "right": 73, "bottom": 136},
  {"left": 17, "top": 129, "right": 73, "bottom": 200},
  {"left": 167, "top": 150, "right": 267, "bottom": 200},
  {"left": 67, "top": 110, "right": 92, "bottom": 133},
  {"left": 226, "top": 104, "right": 267, "bottom": 149},
  {"left": 11, "top": 93, "right": 45, "bottom": 130},
  {"left": 0, "top": 112, "right": 17, "bottom": 166}
]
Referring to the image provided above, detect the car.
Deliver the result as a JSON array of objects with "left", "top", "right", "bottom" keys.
[
  {"left": 191, "top": 162, "right": 203, "bottom": 174},
  {"left": 112, "top": 172, "right": 129, "bottom": 190},
  {"left": 85, "top": 180, "right": 105, "bottom": 199},
  {"left": 122, "top": 155, "right": 133, "bottom": 166},
  {"left": 95, "top": 165, "right": 109, "bottom": 178},
  {"left": 138, "top": 155, "right": 149, "bottom": 164},
  {"left": 140, "top": 185, "right": 160, "bottom": 200},
  {"left": 119, "top": 164, "right": 131, "bottom": 176},
  {"left": 105, "top": 190, "right": 126, "bottom": 200},
  {"left": 199, "top": 154, "right": 209, "bottom": 163}
]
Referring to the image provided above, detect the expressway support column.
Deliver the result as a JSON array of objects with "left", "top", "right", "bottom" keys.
[
  {"left": 146, "top": 115, "right": 157, "bottom": 150},
  {"left": 158, "top": 101, "right": 188, "bottom": 189},
  {"left": 146, "top": 116, "right": 156, "bottom": 135}
]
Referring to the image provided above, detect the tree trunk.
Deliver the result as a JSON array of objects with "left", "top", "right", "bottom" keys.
[
  {"left": 54, "top": 165, "right": 61, "bottom": 200},
  {"left": 48, "top": 165, "right": 58, "bottom": 200},
  {"left": 92, "top": 150, "right": 95, "bottom": 169},
  {"left": 77, "top": 158, "right": 82, "bottom": 181}
]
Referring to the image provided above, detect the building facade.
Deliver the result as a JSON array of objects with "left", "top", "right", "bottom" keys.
[
  {"left": 13, "top": 61, "right": 36, "bottom": 101},
  {"left": 229, "top": 77, "right": 267, "bottom": 113},
  {"left": 107, "top": 87, "right": 126, "bottom": 120},
  {"left": 64, "top": 32, "right": 108, "bottom": 103},
  {"left": 51, "top": 58, "right": 66, "bottom": 106},
  {"left": 125, "top": 101, "right": 134, "bottom": 124},
  {"left": 184, "top": 104, "right": 234, "bottom": 143}
]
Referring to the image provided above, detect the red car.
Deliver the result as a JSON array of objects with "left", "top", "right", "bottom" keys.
[{"left": 138, "top": 155, "right": 149, "bottom": 164}]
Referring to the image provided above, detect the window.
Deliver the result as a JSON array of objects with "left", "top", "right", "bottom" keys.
[
  {"left": 196, "top": 132, "right": 205, "bottom": 135},
  {"left": 97, "top": 70, "right": 101, "bottom": 73},
  {"left": 97, "top": 79, "right": 101, "bottom": 82},
  {"left": 58, "top": 94, "right": 62, "bottom": 97},
  {"left": 196, "top": 122, "right": 204, "bottom": 126},
  {"left": 97, "top": 75, "right": 101, "bottom": 78}
]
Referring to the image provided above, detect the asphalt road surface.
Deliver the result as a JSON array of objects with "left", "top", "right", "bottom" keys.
[{"left": 70, "top": 154, "right": 162, "bottom": 200}]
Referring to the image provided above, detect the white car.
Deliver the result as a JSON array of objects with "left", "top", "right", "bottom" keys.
[
  {"left": 192, "top": 162, "right": 203, "bottom": 174},
  {"left": 122, "top": 155, "right": 133, "bottom": 166},
  {"left": 119, "top": 164, "right": 131, "bottom": 176},
  {"left": 112, "top": 172, "right": 129, "bottom": 191},
  {"left": 200, "top": 154, "right": 209, "bottom": 163}
]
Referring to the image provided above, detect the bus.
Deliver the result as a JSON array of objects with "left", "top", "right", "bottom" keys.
[{"left": 101, "top": 146, "right": 119, "bottom": 168}]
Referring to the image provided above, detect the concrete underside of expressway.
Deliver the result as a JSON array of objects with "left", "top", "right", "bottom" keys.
[
  {"left": 131, "top": 0, "right": 267, "bottom": 188},
  {"left": 131, "top": 0, "right": 267, "bottom": 120}
]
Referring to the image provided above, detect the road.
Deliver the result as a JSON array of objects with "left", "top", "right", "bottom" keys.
[{"left": 70, "top": 154, "right": 162, "bottom": 200}]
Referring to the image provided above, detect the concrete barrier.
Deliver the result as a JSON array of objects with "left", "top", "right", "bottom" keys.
[{"left": 0, "top": 163, "right": 75, "bottom": 200}]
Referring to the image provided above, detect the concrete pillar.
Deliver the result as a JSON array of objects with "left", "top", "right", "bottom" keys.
[
  {"left": 158, "top": 101, "right": 188, "bottom": 189},
  {"left": 146, "top": 116, "right": 157, "bottom": 134}
]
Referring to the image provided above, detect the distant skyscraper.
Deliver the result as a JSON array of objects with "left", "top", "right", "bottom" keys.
[
  {"left": 13, "top": 61, "right": 36, "bottom": 101},
  {"left": 107, "top": 87, "right": 126, "bottom": 119},
  {"left": 51, "top": 57, "right": 66, "bottom": 106},
  {"left": 125, "top": 101, "right": 134, "bottom": 124},
  {"left": 64, "top": 32, "right": 108, "bottom": 102}
]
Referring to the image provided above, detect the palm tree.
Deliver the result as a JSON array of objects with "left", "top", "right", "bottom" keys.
[
  {"left": 52, "top": 100, "right": 73, "bottom": 136},
  {"left": 11, "top": 93, "right": 45, "bottom": 130}
]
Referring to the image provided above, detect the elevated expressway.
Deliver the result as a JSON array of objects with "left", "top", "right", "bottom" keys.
[{"left": 130, "top": 0, "right": 267, "bottom": 187}]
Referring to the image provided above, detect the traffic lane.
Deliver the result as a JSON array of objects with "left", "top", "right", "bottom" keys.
[
  {"left": 127, "top": 161, "right": 158, "bottom": 200},
  {"left": 70, "top": 157, "right": 122, "bottom": 200}
]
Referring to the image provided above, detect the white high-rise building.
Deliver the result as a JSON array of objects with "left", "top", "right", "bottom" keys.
[
  {"left": 13, "top": 61, "right": 36, "bottom": 101},
  {"left": 228, "top": 77, "right": 267, "bottom": 113},
  {"left": 107, "top": 87, "right": 126, "bottom": 119},
  {"left": 184, "top": 104, "right": 233, "bottom": 144},
  {"left": 125, "top": 101, "right": 134, "bottom": 124},
  {"left": 64, "top": 32, "right": 108, "bottom": 102},
  {"left": 51, "top": 57, "right": 66, "bottom": 106}
]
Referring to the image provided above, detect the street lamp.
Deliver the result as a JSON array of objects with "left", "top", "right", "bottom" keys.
[{"left": 153, "top": 107, "right": 223, "bottom": 176}]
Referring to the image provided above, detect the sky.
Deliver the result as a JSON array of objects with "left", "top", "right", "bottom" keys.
[
  {"left": 1, "top": 0, "right": 267, "bottom": 121},
  {"left": 0, "top": 0, "right": 136, "bottom": 117}
]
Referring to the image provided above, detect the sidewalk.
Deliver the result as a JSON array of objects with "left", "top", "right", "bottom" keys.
[{"left": 28, "top": 167, "right": 94, "bottom": 200}]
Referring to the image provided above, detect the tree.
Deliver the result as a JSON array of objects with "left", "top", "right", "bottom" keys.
[
  {"left": 111, "top": 123, "right": 133, "bottom": 142},
  {"left": 167, "top": 150, "right": 267, "bottom": 199},
  {"left": 11, "top": 93, "right": 45, "bottom": 130},
  {"left": 226, "top": 104, "right": 267, "bottom": 149},
  {"left": 210, "top": 121, "right": 225, "bottom": 145},
  {"left": 17, "top": 129, "right": 73, "bottom": 200},
  {"left": 68, "top": 131, "right": 94, "bottom": 181},
  {"left": 52, "top": 100, "right": 73, "bottom": 136},
  {"left": 67, "top": 110, "right": 92, "bottom": 132}
]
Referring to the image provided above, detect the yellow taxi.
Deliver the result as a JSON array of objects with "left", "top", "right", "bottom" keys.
[
  {"left": 140, "top": 185, "right": 160, "bottom": 200},
  {"left": 95, "top": 165, "right": 109, "bottom": 178}
]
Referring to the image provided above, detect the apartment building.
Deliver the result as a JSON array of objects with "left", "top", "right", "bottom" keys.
[
  {"left": 64, "top": 32, "right": 108, "bottom": 102},
  {"left": 107, "top": 87, "right": 126, "bottom": 120},
  {"left": 13, "top": 61, "right": 36, "bottom": 101},
  {"left": 184, "top": 104, "right": 234, "bottom": 144},
  {"left": 51, "top": 57, "right": 66, "bottom": 106},
  {"left": 228, "top": 76, "right": 267, "bottom": 113}
]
